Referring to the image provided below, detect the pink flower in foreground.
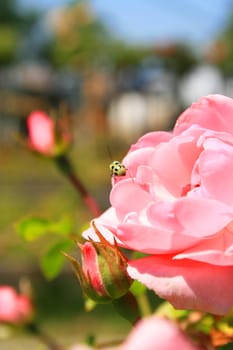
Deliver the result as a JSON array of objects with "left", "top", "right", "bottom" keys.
[
  {"left": 27, "top": 110, "right": 71, "bottom": 156},
  {"left": 120, "top": 316, "right": 202, "bottom": 350},
  {"left": 69, "top": 346, "right": 92, "bottom": 350},
  {"left": 0, "top": 286, "right": 33, "bottom": 324},
  {"left": 84, "top": 95, "right": 233, "bottom": 315}
]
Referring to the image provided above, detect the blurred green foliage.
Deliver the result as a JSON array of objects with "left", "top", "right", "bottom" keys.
[
  {"left": 45, "top": 0, "right": 196, "bottom": 74},
  {"left": 0, "top": 135, "right": 128, "bottom": 334},
  {"left": 17, "top": 216, "right": 73, "bottom": 242},
  {"left": 17, "top": 216, "right": 75, "bottom": 279},
  {"left": 218, "top": 12, "right": 233, "bottom": 74},
  {"left": 0, "top": 26, "right": 19, "bottom": 65},
  {"left": 0, "top": 134, "right": 125, "bottom": 272},
  {"left": 0, "top": 0, "right": 39, "bottom": 65},
  {"left": 40, "top": 239, "right": 74, "bottom": 280},
  {"left": 45, "top": 0, "right": 149, "bottom": 69}
]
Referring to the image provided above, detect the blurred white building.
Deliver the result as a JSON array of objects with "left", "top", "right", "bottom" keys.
[{"left": 179, "top": 63, "right": 225, "bottom": 107}]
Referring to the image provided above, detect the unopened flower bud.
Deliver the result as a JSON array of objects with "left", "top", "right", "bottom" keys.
[
  {"left": 65, "top": 222, "right": 132, "bottom": 303},
  {"left": 0, "top": 286, "right": 34, "bottom": 325},
  {"left": 26, "top": 110, "right": 71, "bottom": 157}
]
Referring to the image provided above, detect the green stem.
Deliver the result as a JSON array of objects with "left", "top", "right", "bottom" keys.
[
  {"left": 54, "top": 155, "right": 102, "bottom": 217},
  {"left": 136, "top": 291, "right": 152, "bottom": 317}
]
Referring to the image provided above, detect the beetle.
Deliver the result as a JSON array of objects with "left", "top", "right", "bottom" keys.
[{"left": 109, "top": 160, "right": 127, "bottom": 177}]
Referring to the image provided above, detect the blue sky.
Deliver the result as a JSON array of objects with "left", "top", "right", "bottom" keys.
[{"left": 19, "top": 0, "right": 233, "bottom": 45}]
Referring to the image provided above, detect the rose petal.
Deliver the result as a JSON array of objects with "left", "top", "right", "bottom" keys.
[
  {"left": 82, "top": 208, "right": 122, "bottom": 244},
  {"left": 135, "top": 166, "right": 175, "bottom": 201},
  {"left": 146, "top": 197, "right": 232, "bottom": 237},
  {"left": 110, "top": 178, "right": 151, "bottom": 217},
  {"left": 128, "top": 256, "right": 233, "bottom": 315},
  {"left": 173, "top": 197, "right": 233, "bottom": 236},
  {"left": 150, "top": 133, "right": 201, "bottom": 197},
  {"left": 129, "top": 131, "right": 172, "bottom": 152},
  {"left": 120, "top": 316, "right": 201, "bottom": 350},
  {"left": 123, "top": 147, "right": 155, "bottom": 178},
  {"left": 174, "top": 94, "right": 233, "bottom": 135},
  {"left": 95, "top": 197, "right": 233, "bottom": 254},
  {"left": 174, "top": 226, "right": 233, "bottom": 266},
  {"left": 116, "top": 222, "right": 202, "bottom": 254},
  {"left": 197, "top": 137, "right": 233, "bottom": 205}
]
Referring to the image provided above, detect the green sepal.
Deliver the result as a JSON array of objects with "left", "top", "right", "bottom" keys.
[
  {"left": 113, "top": 292, "right": 141, "bottom": 325},
  {"left": 64, "top": 252, "right": 111, "bottom": 303}
]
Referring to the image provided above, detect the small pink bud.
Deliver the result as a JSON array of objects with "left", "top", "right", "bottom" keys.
[
  {"left": 27, "top": 111, "right": 55, "bottom": 155},
  {"left": 65, "top": 222, "right": 132, "bottom": 303},
  {"left": 27, "top": 110, "right": 71, "bottom": 156},
  {"left": 0, "top": 286, "right": 33, "bottom": 325}
]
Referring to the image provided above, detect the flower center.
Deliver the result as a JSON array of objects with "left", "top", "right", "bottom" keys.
[{"left": 180, "top": 183, "right": 200, "bottom": 196}]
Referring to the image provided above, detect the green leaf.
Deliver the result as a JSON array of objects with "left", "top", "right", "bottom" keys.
[
  {"left": 17, "top": 217, "right": 51, "bottom": 241},
  {"left": 40, "top": 240, "right": 73, "bottom": 280},
  {"left": 195, "top": 314, "right": 214, "bottom": 334},
  {"left": 156, "top": 302, "right": 189, "bottom": 320},
  {"left": 17, "top": 216, "right": 73, "bottom": 241},
  {"left": 49, "top": 216, "right": 73, "bottom": 235}
]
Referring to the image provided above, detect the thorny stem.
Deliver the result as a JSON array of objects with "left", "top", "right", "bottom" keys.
[{"left": 55, "top": 155, "right": 102, "bottom": 217}]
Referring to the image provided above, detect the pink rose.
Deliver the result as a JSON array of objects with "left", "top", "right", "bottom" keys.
[
  {"left": 0, "top": 286, "right": 33, "bottom": 324},
  {"left": 27, "top": 111, "right": 55, "bottom": 155},
  {"left": 120, "top": 316, "right": 202, "bottom": 350},
  {"left": 84, "top": 95, "right": 233, "bottom": 315}
]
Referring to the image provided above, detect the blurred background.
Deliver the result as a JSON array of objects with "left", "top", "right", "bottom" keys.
[{"left": 1, "top": 0, "right": 233, "bottom": 348}]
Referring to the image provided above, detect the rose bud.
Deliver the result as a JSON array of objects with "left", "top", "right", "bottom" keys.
[
  {"left": 0, "top": 286, "right": 34, "bottom": 325},
  {"left": 65, "top": 222, "right": 132, "bottom": 303},
  {"left": 26, "top": 110, "right": 71, "bottom": 157}
]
